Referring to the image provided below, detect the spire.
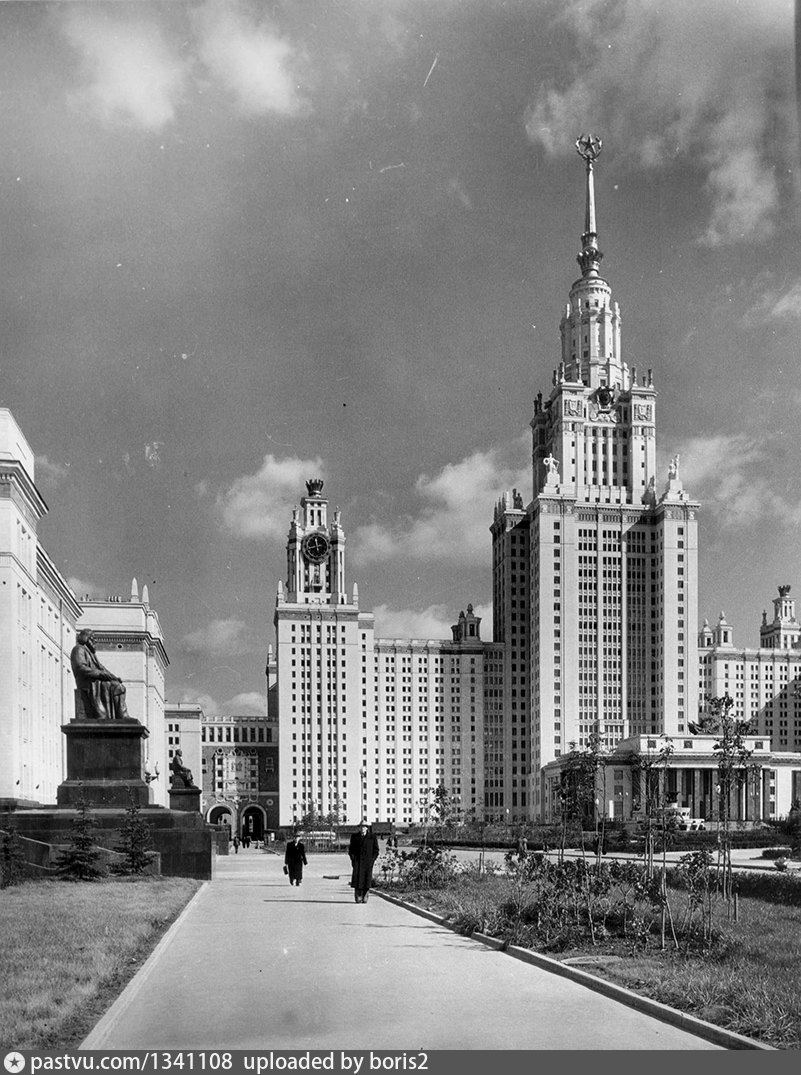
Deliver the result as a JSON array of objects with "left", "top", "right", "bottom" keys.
[
  {"left": 556, "top": 133, "right": 627, "bottom": 394},
  {"left": 576, "top": 134, "right": 603, "bottom": 278}
]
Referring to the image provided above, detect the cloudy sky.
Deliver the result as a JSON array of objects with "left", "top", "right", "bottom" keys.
[{"left": 2, "top": 0, "right": 799, "bottom": 717}]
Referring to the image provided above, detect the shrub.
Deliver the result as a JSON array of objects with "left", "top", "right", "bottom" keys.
[
  {"left": 0, "top": 818, "right": 26, "bottom": 889},
  {"left": 113, "top": 791, "right": 153, "bottom": 875},
  {"left": 761, "top": 847, "right": 792, "bottom": 860},
  {"left": 57, "top": 790, "right": 106, "bottom": 882},
  {"left": 377, "top": 844, "right": 462, "bottom": 890},
  {"left": 668, "top": 864, "right": 801, "bottom": 907}
]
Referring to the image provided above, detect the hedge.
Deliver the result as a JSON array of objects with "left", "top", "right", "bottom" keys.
[
  {"left": 761, "top": 847, "right": 793, "bottom": 860},
  {"left": 650, "top": 828, "right": 787, "bottom": 852}
]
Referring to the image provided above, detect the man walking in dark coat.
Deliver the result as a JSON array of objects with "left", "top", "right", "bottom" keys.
[
  {"left": 284, "top": 833, "right": 307, "bottom": 886},
  {"left": 348, "top": 821, "right": 380, "bottom": 903}
]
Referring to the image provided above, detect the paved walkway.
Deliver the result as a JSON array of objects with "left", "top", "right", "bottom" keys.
[{"left": 80, "top": 849, "right": 725, "bottom": 1051}]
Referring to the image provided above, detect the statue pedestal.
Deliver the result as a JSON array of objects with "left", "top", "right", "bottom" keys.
[
  {"left": 57, "top": 719, "right": 153, "bottom": 808},
  {"left": 169, "top": 786, "right": 201, "bottom": 813},
  {"left": 12, "top": 717, "right": 214, "bottom": 879}
]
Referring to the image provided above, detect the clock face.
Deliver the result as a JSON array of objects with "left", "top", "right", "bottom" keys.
[{"left": 302, "top": 532, "right": 331, "bottom": 564}]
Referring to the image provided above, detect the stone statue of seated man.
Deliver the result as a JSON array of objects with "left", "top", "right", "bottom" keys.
[
  {"left": 70, "top": 629, "right": 131, "bottom": 720},
  {"left": 170, "top": 750, "right": 197, "bottom": 789}
]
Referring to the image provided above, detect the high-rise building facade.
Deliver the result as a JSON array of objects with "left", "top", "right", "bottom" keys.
[
  {"left": 273, "top": 479, "right": 486, "bottom": 827},
  {"left": 274, "top": 478, "right": 373, "bottom": 826},
  {"left": 489, "top": 489, "right": 530, "bottom": 819},
  {"left": 526, "top": 137, "right": 700, "bottom": 816}
]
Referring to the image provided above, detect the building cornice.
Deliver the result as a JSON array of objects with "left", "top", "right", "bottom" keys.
[
  {"left": 0, "top": 550, "right": 35, "bottom": 585},
  {"left": 91, "top": 631, "right": 170, "bottom": 668},
  {"left": 700, "top": 646, "right": 801, "bottom": 661},
  {"left": 36, "top": 546, "right": 82, "bottom": 620},
  {"left": 0, "top": 461, "right": 48, "bottom": 522}
]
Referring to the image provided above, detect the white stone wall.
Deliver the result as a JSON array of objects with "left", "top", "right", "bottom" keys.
[{"left": 0, "top": 409, "right": 80, "bottom": 805}]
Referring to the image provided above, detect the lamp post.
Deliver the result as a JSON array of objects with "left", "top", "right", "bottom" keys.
[
  {"left": 329, "top": 780, "right": 341, "bottom": 851},
  {"left": 359, "top": 768, "right": 366, "bottom": 821}
]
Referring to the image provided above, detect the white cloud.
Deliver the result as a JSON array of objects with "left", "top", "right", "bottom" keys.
[
  {"left": 173, "top": 688, "right": 219, "bottom": 716},
  {"left": 350, "top": 440, "right": 528, "bottom": 567},
  {"left": 701, "top": 145, "right": 779, "bottom": 247},
  {"left": 525, "top": 0, "right": 794, "bottom": 245},
  {"left": 373, "top": 601, "right": 491, "bottom": 642},
  {"left": 181, "top": 618, "right": 248, "bottom": 656},
  {"left": 173, "top": 687, "right": 268, "bottom": 716},
  {"left": 744, "top": 278, "right": 801, "bottom": 325},
  {"left": 218, "top": 454, "right": 326, "bottom": 539},
  {"left": 667, "top": 434, "right": 801, "bottom": 527},
  {"left": 35, "top": 454, "right": 69, "bottom": 484},
  {"left": 67, "top": 576, "right": 100, "bottom": 601},
  {"left": 62, "top": 7, "right": 188, "bottom": 130},
  {"left": 222, "top": 691, "right": 268, "bottom": 714},
  {"left": 194, "top": 0, "right": 304, "bottom": 116}
]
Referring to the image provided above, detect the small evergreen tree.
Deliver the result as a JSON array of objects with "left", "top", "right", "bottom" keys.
[
  {"left": 427, "top": 784, "right": 463, "bottom": 841},
  {"left": 786, "top": 798, "right": 801, "bottom": 858},
  {"left": 114, "top": 789, "right": 153, "bottom": 874},
  {"left": 0, "top": 813, "right": 26, "bottom": 888},
  {"left": 558, "top": 733, "right": 603, "bottom": 860},
  {"left": 297, "top": 800, "right": 321, "bottom": 832},
  {"left": 57, "top": 787, "right": 105, "bottom": 881}
]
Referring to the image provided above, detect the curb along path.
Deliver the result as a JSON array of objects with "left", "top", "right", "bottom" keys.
[{"left": 375, "top": 891, "right": 771, "bottom": 1051}]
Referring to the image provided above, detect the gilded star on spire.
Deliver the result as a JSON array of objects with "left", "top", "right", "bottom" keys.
[{"left": 576, "top": 134, "right": 602, "bottom": 163}]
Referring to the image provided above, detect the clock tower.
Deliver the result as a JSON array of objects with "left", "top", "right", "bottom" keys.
[
  {"left": 285, "top": 478, "right": 347, "bottom": 604},
  {"left": 274, "top": 480, "right": 376, "bottom": 826}
]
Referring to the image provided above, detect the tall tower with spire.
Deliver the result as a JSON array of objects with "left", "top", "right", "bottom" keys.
[
  {"left": 526, "top": 136, "right": 700, "bottom": 817},
  {"left": 274, "top": 480, "right": 376, "bottom": 826}
]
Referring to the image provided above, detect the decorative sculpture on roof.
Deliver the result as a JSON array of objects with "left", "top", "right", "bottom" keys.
[{"left": 543, "top": 454, "right": 559, "bottom": 485}]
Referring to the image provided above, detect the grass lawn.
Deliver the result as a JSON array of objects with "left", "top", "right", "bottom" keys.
[
  {"left": 0, "top": 877, "right": 201, "bottom": 1051},
  {"left": 390, "top": 878, "right": 801, "bottom": 1050}
]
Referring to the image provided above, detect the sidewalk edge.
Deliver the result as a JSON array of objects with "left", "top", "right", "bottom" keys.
[
  {"left": 79, "top": 882, "right": 210, "bottom": 1050},
  {"left": 374, "top": 889, "right": 774, "bottom": 1052}
]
